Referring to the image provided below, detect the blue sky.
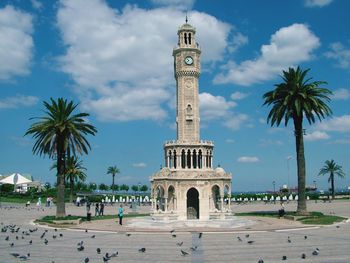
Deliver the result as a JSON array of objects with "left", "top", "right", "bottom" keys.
[{"left": 0, "top": 0, "right": 349, "bottom": 192}]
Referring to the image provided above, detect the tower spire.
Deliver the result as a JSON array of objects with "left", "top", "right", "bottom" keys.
[{"left": 185, "top": 11, "right": 188, "bottom": 23}]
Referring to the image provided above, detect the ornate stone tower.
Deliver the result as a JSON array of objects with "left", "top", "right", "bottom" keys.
[{"left": 150, "top": 21, "right": 232, "bottom": 221}]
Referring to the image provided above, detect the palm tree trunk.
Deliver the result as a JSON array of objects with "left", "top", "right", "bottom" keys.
[
  {"left": 69, "top": 175, "right": 74, "bottom": 203},
  {"left": 112, "top": 174, "right": 115, "bottom": 193},
  {"left": 294, "top": 120, "right": 308, "bottom": 215},
  {"left": 331, "top": 172, "right": 335, "bottom": 199},
  {"left": 56, "top": 143, "right": 66, "bottom": 218}
]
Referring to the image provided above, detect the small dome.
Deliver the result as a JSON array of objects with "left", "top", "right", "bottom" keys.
[
  {"left": 179, "top": 23, "right": 195, "bottom": 32},
  {"left": 215, "top": 167, "right": 226, "bottom": 175}
]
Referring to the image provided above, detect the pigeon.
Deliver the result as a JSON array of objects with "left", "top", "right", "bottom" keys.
[
  {"left": 10, "top": 253, "right": 20, "bottom": 258},
  {"left": 181, "top": 250, "right": 189, "bottom": 256},
  {"left": 109, "top": 251, "right": 118, "bottom": 257},
  {"left": 312, "top": 248, "right": 320, "bottom": 256},
  {"left": 59, "top": 233, "right": 63, "bottom": 237},
  {"left": 84, "top": 258, "right": 89, "bottom": 263},
  {"left": 170, "top": 229, "right": 175, "bottom": 233},
  {"left": 172, "top": 234, "right": 177, "bottom": 238},
  {"left": 139, "top": 247, "right": 146, "bottom": 253},
  {"left": 282, "top": 255, "right": 287, "bottom": 260},
  {"left": 247, "top": 241, "right": 255, "bottom": 244},
  {"left": 10, "top": 242, "right": 14, "bottom": 247},
  {"left": 77, "top": 241, "right": 84, "bottom": 246},
  {"left": 44, "top": 239, "right": 48, "bottom": 245},
  {"left": 336, "top": 225, "right": 340, "bottom": 228},
  {"left": 245, "top": 234, "right": 250, "bottom": 238},
  {"left": 304, "top": 235, "right": 307, "bottom": 240},
  {"left": 77, "top": 245, "right": 85, "bottom": 251},
  {"left": 91, "top": 235, "right": 95, "bottom": 238},
  {"left": 52, "top": 235, "right": 57, "bottom": 239},
  {"left": 301, "top": 253, "right": 306, "bottom": 259},
  {"left": 237, "top": 236, "right": 242, "bottom": 242},
  {"left": 177, "top": 241, "right": 183, "bottom": 246},
  {"left": 19, "top": 253, "right": 30, "bottom": 261},
  {"left": 190, "top": 246, "right": 198, "bottom": 251},
  {"left": 126, "top": 233, "right": 131, "bottom": 237},
  {"left": 258, "top": 260, "right": 264, "bottom": 263},
  {"left": 97, "top": 248, "right": 101, "bottom": 254},
  {"left": 54, "top": 228, "right": 57, "bottom": 232},
  {"left": 29, "top": 240, "right": 32, "bottom": 245},
  {"left": 16, "top": 236, "right": 19, "bottom": 240},
  {"left": 103, "top": 256, "right": 110, "bottom": 262},
  {"left": 85, "top": 229, "right": 88, "bottom": 233},
  {"left": 198, "top": 232, "right": 202, "bottom": 239},
  {"left": 5, "top": 236, "right": 9, "bottom": 241},
  {"left": 287, "top": 237, "right": 291, "bottom": 243}
]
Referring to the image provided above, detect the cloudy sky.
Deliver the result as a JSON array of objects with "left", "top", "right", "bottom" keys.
[{"left": 1, "top": 0, "right": 349, "bottom": 192}]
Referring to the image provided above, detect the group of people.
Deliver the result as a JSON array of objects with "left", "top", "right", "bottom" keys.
[{"left": 94, "top": 202, "right": 105, "bottom": 216}]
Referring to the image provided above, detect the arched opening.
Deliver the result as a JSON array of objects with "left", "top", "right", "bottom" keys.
[
  {"left": 184, "top": 33, "right": 187, "bottom": 44},
  {"left": 168, "top": 150, "right": 172, "bottom": 168},
  {"left": 193, "top": 150, "right": 197, "bottom": 169},
  {"left": 187, "top": 187, "right": 199, "bottom": 219},
  {"left": 224, "top": 184, "right": 230, "bottom": 211},
  {"left": 173, "top": 150, "right": 177, "bottom": 169},
  {"left": 211, "top": 185, "right": 220, "bottom": 211},
  {"left": 188, "top": 33, "right": 192, "bottom": 44},
  {"left": 156, "top": 185, "right": 165, "bottom": 211},
  {"left": 206, "top": 150, "right": 209, "bottom": 168},
  {"left": 187, "top": 149, "right": 191, "bottom": 168},
  {"left": 198, "top": 150, "right": 202, "bottom": 168},
  {"left": 168, "top": 185, "right": 175, "bottom": 211},
  {"left": 181, "top": 149, "right": 186, "bottom": 168}
]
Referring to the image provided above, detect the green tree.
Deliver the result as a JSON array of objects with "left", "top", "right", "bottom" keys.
[
  {"left": 318, "top": 160, "right": 345, "bottom": 199},
  {"left": 25, "top": 98, "right": 97, "bottom": 217},
  {"left": 107, "top": 166, "right": 120, "bottom": 193},
  {"left": 131, "top": 185, "right": 139, "bottom": 192},
  {"left": 99, "top": 183, "right": 109, "bottom": 191},
  {"left": 110, "top": 184, "right": 119, "bottom": 192},
  {"left": 65, "top": 156, "right": 87, "bottom": 202},
  {"left": 263, "top": 67, "right": 332, "bottom": 215},
  {"left": 120, "top": 184, "right": 129, "bottom": 192},
  {"left": 88, "top": 182, "right": 97, "bottom": 191},
  {"left": 140, "top": 185, "right": 148, "bottom": 192}
]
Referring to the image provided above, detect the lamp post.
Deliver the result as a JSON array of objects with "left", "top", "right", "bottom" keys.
[
  {"left": 138, "top": 182, "right": 141, "bottom": 206},
  {"left": 286, "top": 156, "right": 292, "bottom": 189},
  {"left": 313, "top": 180, "right": 317, "bottom": 190}
]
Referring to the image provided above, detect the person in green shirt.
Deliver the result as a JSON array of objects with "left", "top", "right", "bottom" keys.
[{"left": 118, "top": 204, "right": 124, "bottom": 225}]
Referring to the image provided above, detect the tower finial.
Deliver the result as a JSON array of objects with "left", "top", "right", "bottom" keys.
[{"left": 185, "top": 11, "right": 188, "bottom": 23}]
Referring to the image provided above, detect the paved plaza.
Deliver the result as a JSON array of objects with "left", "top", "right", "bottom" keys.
[{"left": 0, "top": 200, "right": 349, "bottom": 262}]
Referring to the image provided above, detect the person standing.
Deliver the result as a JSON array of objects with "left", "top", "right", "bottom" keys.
[
  {"left": 99, "top": 202, "right": 105, "bottom": 216},
  {"left": 95, "top": 203, "right": 100, "bottom": 216},
  {"left": 118, "top": 204, "right": 124, "bottom": 225}
]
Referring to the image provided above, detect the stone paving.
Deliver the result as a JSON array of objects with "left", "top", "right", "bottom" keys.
[{"left": 0, "top": 200, "right": 349, "bottom": 262}]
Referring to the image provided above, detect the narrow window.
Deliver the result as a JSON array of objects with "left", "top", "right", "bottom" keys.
[
  {"left": 188, "top": 33, "right": 191, "bottom": 45},
  {"left": 184, "top": 33, "right": 187, "bottom": 45}
]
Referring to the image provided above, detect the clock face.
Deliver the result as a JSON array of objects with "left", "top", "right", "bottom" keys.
[{"left": 184, "top": 56, "right": 194, "bottom": 65}]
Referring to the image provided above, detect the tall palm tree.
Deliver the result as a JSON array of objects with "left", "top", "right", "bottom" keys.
[
  {"left": 25, "top": 98, "right": 97, "bottom": 217},
  {"left": 107, "top": 166, "right": 120, "bottom": 193},
  {"left": 263, "top": 66, "right": 332, "bottom": 215},
  {"left": 319, "top": 160, "right": 345, "bottom": 199},
  {"left": 50, "top": 156, "right": 87, "bottom": 203},
  {"left": 65, "top": 156, "right": 87, "bottom": 203}
]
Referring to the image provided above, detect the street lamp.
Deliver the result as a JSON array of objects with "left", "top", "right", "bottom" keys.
[
  {"left": 286, "top": 156, "right": 293, "bottom": 188},
  {"left": 313, "top": 180, "right": 317, "bottom": 190}
]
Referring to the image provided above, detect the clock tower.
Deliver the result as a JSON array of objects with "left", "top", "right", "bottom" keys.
[
  {"left": 173, "top": 23, "right": 201, "bottom": 142},
  {"left": 150, "top": 21, "right": 232, "bottom": 221}
]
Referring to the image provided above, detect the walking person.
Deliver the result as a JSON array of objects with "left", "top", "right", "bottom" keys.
[
  {"left": 118, "top": 204, "right": 124, "bottom": 225},
  {"left": 99, "top": 202, "right": 105, "bottom": 216},
  {"left": 95, "top": 203, "right": 100, "bottom": 216}
]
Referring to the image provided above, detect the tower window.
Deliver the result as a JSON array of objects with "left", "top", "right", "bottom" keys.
[
  {"left": 188, "top": 33, "right": 191, "bottom": 45},
  {"left": 184, "top": 33, "right": 187, "bottom": 45}
]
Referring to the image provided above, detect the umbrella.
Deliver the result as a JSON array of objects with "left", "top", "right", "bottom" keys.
[{"left": 0, "top": 173, "right": 32, "bottom": 185}]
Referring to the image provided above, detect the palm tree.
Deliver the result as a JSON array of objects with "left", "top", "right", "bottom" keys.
[
  {"left": 25, "top": 98, "right": 97, "bottom": 217},
  {"left": 263, "top": 66, "right": 332, "bottom": 215},
  {"left": 319, "top": 160, "right": 345, "bottom": 199},
  {"left": 107, "top": 166, "right": 120, "bottom": 193},
  {"left": 65, "top": 156, "right": 87, "bottom": 203}
]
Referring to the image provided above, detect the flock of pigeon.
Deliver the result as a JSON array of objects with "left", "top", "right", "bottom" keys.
[{"left": 0, "top": 204, "right": 344, "bottom": 262}]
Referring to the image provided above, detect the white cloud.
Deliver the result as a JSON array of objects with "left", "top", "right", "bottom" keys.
[
  {"left": 230, "top": 91, "right": 249, "bottom": 100},
  {"left": 0, "top": 5, "right": 33, "bottom": 81},
  {"left": 57, "top": 0, "right": 232, "bottom": 121},
  {"left": 214, "top": 23, "right": 320, "bottom": 86},
  {"left": 258, "top": 118, "right": 266, "bottom": 124},
  {"left": 132, "top": 162, "right": 147, "bottom": 168},
  {"left": 225, "top": 139, "right": 235, "bottom": 143},
  {"left": 317, "top": 115, "right": 350, "bottom": 132},
  {"left": 228, "top": 32, "right": 248, "bottom": 53},
  {"left": 259, "top": 139, "right": 283, "bottom": 146},
  {"left": 149, "top": 0, "right": 195, "bottom": 9},
  {"left": 332, "top": 88, "right": 350, "bottom": 100},
  {"left": 0, "top": 95, "right": 39, "bottom": 109},
  {"left": 223, "top": 114, "right": 249, "bottom": 130},
  {"left": 237, "top": 156, "right": 259, "bottom": 163},
  {"left": 30, "top": 0, "right": 43, "bottom": 10},
  {"left": 199, "top": 92, "right": 236, "bottom": 120},
  {"left": 304, "top": 0, "right": 333, "bottom": 7},
  {"left": 304, "top": 130, "right": 330, "bottom": 141},
  {"left": 324, "top": 42, "right": 350, "bottom": 69}
]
